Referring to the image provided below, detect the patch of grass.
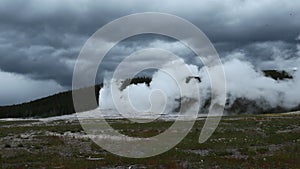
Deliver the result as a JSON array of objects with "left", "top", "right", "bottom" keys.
[
  {"left": 35, "top": 136, "right": 65, "bottom": 146},
  {"left": 239, "top": 147, "right": 257, "bottom": 156},
  {"left": 212, "top": 150, "right": 234, "bottom": 156},
  {"left": 256, "top": 147, "right": 269, "bottom": 154},
  {"left": 17, "top": 143, "right": 24, "bottom": 148},
  {"left": 4, "top": 144, "right": 11, "bottom": 148}
]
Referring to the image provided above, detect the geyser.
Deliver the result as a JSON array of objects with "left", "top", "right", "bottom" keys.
[{"left": 99, "top": 45, "right": 300, "bottom": 116}]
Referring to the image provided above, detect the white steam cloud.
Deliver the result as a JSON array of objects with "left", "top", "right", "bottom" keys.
[
  {"left": 99, "top": 42, "right": 300, "bottom": 115},
  {"left": 222, "top": 57, "right": 300, "bottom": 109},
  {"left": 99, "top": 59, "right": 201, "bottom": 118}
]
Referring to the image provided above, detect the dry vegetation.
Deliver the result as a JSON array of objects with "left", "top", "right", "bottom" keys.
[{"left": 0, "top": 113, "right": 299, "bottom": 168}]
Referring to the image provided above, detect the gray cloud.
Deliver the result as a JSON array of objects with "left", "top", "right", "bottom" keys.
[
  {"left": 0, "top": 0, "right": 300, "bottom": 104},
  {"left": 0, "top": 69, "right": 65, "bottom": 105}
]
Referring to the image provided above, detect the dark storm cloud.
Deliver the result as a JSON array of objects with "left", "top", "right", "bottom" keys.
[
  {"left": 0, "top": 0, "right": 300, "bottom": 88},
  {"left": 95, "top": 34, "right": 198, "bottom": 82}
]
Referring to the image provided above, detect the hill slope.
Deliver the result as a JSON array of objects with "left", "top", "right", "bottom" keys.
[{"left": 0, "top": 85, "right": 102, "bottom": 118}]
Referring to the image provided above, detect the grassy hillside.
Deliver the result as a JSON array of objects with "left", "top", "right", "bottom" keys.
[{"left": 0, "top": 84, "right": 102, "bottom": 118}]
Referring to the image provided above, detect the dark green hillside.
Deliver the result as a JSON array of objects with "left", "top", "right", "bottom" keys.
[{"left": 0, "top": 84, "right": 102, "bottom": 118}]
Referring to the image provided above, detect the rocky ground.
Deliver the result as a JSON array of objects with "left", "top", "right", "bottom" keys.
[{"left": 0, "top": 113, "right": 299, "bottom": 169}]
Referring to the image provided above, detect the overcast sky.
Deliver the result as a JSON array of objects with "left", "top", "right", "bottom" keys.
[{"left": 0, "top": 0, "right": 300, "bottom": 105}]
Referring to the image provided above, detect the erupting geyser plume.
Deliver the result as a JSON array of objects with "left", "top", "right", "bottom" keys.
[
  {"left": 99, "top": 44, "right": 300, "bottom": 116},
  {"left": 99, "top": 58, "right": 201, "bottom": 118}
]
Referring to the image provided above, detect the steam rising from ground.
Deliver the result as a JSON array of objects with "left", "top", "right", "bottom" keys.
[
  {"left": 99, "top": 59, "right": 200, "bottom": 118},
  {"left": 222, "top": 56, "right": 300, "bottom": 109},
  {"left": 100, "top": 45, "right": 300, "bottom": 115}
]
